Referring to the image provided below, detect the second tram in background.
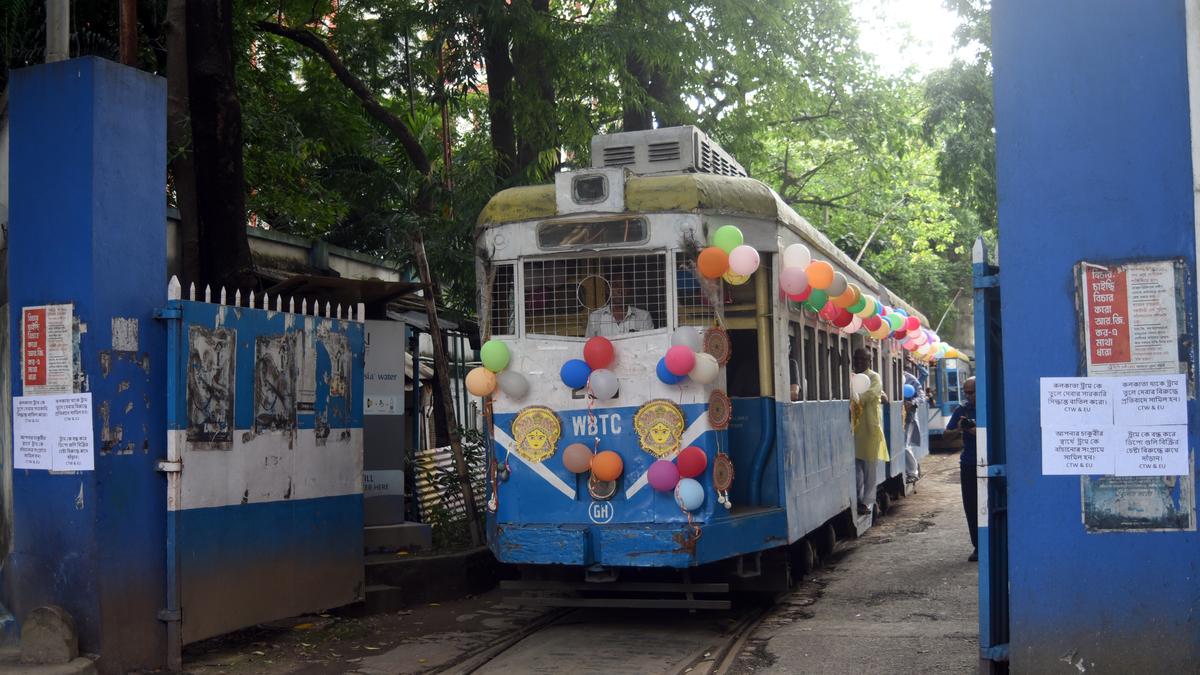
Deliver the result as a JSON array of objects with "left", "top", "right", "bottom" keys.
[{"left": 474, "top": 126, "right": 947, "bottom": 604}]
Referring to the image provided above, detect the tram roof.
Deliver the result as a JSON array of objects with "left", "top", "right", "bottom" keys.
[{"left": 476, "top": 173, "right": 928, "bottom": 325}]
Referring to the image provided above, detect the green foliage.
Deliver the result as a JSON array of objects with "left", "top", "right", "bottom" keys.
[{"left": 419, "top": 427, "right": 488, "bottom": 550}]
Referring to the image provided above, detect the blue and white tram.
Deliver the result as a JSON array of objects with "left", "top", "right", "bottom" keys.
[{"left": 475, "top": 127, "right": 932, "bottom": 585}]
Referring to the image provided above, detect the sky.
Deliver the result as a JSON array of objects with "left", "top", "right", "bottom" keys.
[{"left": 852, "top": 0, "right": 963, "bottom": 78}]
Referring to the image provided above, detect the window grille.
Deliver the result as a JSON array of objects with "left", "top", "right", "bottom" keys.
[
  {"left": 489, "top": 264, "right": 516, "bottom": 336},
  {"left": 675, "top": 257, "right": 721, "bottom": 328},
  {"left": 523, "top": 253, "right": 666, "bottom": 338},
  {"left": 803, "top": 325, "right": 818, "bottom": 401},
  {"left": 840, "top": 336, "right": 851, "bottom": 400},
  {"left": 817, "top": 331, "right": 830, "bottom": 400}
]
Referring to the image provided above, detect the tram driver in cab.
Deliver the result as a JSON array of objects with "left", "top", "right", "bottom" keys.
[{"left": 586, "top": 274, "right": 654, "bottom": 337}]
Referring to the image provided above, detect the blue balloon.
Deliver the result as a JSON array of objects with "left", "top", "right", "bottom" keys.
[
  {"left": 657, "top": 357, "right": 684, "bottom": 385},
  {"left": 674, "top": 478, "right": 705, "bottom": 511},
  {"left": 903, "top": 383, "right": 916, "bottom": 399},
  {"left": 560, "top": 359, "right": 592, "bottom": 389},
  {"left": 893, "top": 308, "right": 908, "bottom": 318}
]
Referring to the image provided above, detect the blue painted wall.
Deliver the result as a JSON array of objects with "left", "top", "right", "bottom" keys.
[
  {"left": 5, "top": 58, "right": 167, "bottom": 671},
  {"left": 993, "top": 1, "right": 1200, "bottom": 669}
]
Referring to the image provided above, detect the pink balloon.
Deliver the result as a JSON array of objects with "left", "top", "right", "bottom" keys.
[
  {"left": 664, "top": 345, "right": 696, "bottom": 376},
  {"left": 903, "top": 340, "right": 919, "bottom": 351},
  {"left": 648, "top": 460, "right": 681, "bottom": 492},
  {"left": 904, "top": 316, "right": 920, "bottom": 332},
  {"left": 779, "top": 267, "right": 809, "bottom": 295},
  {"left": 728, "top": 245, "right": 760, "bottom": 276}
]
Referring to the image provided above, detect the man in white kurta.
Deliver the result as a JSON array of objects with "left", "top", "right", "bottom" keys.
[{"left": 585, "top": 278, "right": 653, "bottom": 337}]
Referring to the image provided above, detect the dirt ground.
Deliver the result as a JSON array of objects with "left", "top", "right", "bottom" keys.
[{"left": 178, "top": 451, "right": 976, "bottom": 675}]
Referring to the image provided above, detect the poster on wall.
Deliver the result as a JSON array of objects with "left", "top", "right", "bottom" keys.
[
  {"left": 364, "top": 320, "right": 406, "bottom": 416},
  {"left": 1075, "top": 258, "right": 1194, "bottom": 532},
  {"left": 187, "top": 325, "right": 236, "bottom": 446},
  {"left": 13, "top": 393, "right": 95, "bottom": 471},
  {"left": 22, "top": 304, "right": 75, "bottom": 395}
]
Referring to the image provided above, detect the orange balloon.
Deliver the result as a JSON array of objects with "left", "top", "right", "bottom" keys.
[
  {"left": 807, "top": 260, "right": 834, "bottom": 289},
  {"left": 591, "top": 450, "right": 624, "bottom": 481},
  {"left": 697, "top": 247, "right": 729, "bottom": 279},
  {"left": 832, "top": 283, "right": 860, "bottom": 308}
]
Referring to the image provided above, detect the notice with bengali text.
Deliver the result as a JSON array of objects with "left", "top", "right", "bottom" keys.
[{"left": 13, "top": 393, "right": 94, "bottom": 471}]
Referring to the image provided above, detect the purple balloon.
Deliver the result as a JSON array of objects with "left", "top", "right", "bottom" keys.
[{"left": 647, "top": 460, "right": 681, "bottom": 492}]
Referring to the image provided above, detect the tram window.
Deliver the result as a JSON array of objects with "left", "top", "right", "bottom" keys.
[
  {"left": 827, "top": 334, "right": 841, "bottom": 399},
  {"left": 489, "top": 264, "right": 516, "bottom": 336},
  {"left": 840, "top": 337, "right": 851, "bottom": 399},
  {"left": 523, "top": 253, "right": 666, "bottom": 338},
  {"left": 788, "top": 322, "right": 802, "bottom": 402},
  {"left": 676, "top": 257, "right": 720, "bottom": 328},
  {"left": 536, "top": 217, "right": 648, "bottom": 249},
  {"left": 803, "top": 326, "right": 817, "bottom": 401},
  {"left": 817, "top": 331, "right": 829, "bottom": 400}
]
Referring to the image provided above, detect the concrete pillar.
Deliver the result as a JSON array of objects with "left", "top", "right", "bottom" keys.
[{"left": 4, "top": 57, "right": 167, "bottom": 673}]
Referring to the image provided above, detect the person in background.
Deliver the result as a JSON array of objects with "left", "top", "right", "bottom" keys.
[
  {"left": 586, "top": 275, "right": 653, "bottom": 337},
  {"left": 944, "top": 376, "right": 978, "bottom": 561},
  {"left": 851, "top": 349, "right": 889, "bottom": 515},
  {"left": 903, "top": 367, "right": 922, "bottom": 483}
]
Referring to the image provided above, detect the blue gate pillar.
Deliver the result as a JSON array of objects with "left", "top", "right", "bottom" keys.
[{"left": 4, "top": 58, "right": 167, "bottom": 672}]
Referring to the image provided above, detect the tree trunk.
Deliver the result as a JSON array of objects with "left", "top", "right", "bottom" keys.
[
  {"left": 166, "top": 0, "right": 201, "bottom": 289},
  {"left": 186, "top": 0, "right": 256, "bottom": 290},
  {"left": 119, "top": 0, "right": 137, "bottom": 66},
  {"left": 513, "top": 0, "right": 556, "bottom": 176},
  {"left": 622, "top": 50, "right": 653, "bottom": 132},
  {"left": 482, "top": 2, "right": 516, "bottom": 187}
]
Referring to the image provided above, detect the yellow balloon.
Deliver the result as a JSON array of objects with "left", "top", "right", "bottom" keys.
[
  {"left": 466, "top": 367, "right": 497, "bottom": 397},
  {"left": 854, "top": 296, "right": 877, "bottom": 319},
  {"left": 722, "top": 270, "right": 750, "bottom": 286}
]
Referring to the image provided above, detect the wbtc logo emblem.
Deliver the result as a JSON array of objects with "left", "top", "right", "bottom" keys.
[{"left": 588, "top": 500, "right": 614, "bottom": 524}]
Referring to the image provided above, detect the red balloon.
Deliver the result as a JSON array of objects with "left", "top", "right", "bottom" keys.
[
  {"left": 863, "top": 314, "right": 883, "bottom": 331},
  {"left": 788, "top": 287, "right": 812, "bottom": 302},
  {"left": 893, "top": 329, "right": 908, "bottom": 341},
  {"left": 819, "top": 302, "right": 839, "bottom": 321},
  {"left": 677, "top": 446, "right": 708, "bottom": 478},
  {"left": 905, "top": 316, "right": 920, "bottom": 332},
  {"left": 584, "top": 336, "right": 615, "bottom": 369},
  {"left": 833, "top": 308, "right": 854, "bottom": 328}
]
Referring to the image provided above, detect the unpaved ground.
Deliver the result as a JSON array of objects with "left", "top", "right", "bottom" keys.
[
  {"left": 729, "top": 451, "right": 978, "bottom": 675},
  {"left": 179, "top": 453, "right": 976, "bottom": 675}
]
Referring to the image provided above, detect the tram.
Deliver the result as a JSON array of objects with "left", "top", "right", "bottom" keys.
[
  {"left": 474, "top": 126, "right": 943, "bottom": 591},
  {"left": 927, "top": 355, "right": 973, "bottom": 450}
]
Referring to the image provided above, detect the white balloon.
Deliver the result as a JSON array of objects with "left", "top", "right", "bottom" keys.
[
  {"left": 690, "top": 352, "right": 720, "bottom": 384},
  {"left": 850, "top": 373, "right": 870, "bottom": 397},
  {"left": 589, "top": 369, "right": 620, "bottom": 401},
  {"left": 827, "top": 272, "right": 848, "bottom": 297},
  {"left": 783, "top": 243, "right": 812, "bottom": 270},
  {"left": 841, "top": 316, "right": 863, "bottom": 334},
  {"left": 496, "top": 370, "right": 529, "bottom": 400},
  {"left": 671, "top": 326, "right": 703, "bottom": 352}
]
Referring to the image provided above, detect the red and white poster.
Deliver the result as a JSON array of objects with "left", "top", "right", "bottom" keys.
[
  {"left": 1081, "top": 261, "right": 1180, "bottom": 376},
  {"left": 21, "top": 304, "right": 75, "bottom": 395}
]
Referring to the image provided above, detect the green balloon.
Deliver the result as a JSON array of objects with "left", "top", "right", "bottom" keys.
[
  {"left": 711, "top": 225, "right": 744, "bottom": 253},
  {"left": 804, "top": 289, "right": 828, "bottom": 312},
  {"left": 481, "top": 339, "right": 511, "bottom": 372},
  {"left": 886, "top": 313, "right": 904, "bottom": 331},
  {"left": 848, "top": 296, "right": 867, "bottom": 313}
]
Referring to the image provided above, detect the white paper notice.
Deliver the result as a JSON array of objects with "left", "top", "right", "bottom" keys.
[
  {"left": 1113, "top": 426, "right": 1187, "bottom": 476},
  {"left": 1113, "top": 374, "right": 1187, "bottom": 427},
  {"left": 1040, "top": 377, "right": 1115, "bottom": 426},
  {"left": 1042, "top": 426, "right": 1116, "bottom": 475},
  {"left": 12, "top": 393, "right": 95, "bottom": 471}
]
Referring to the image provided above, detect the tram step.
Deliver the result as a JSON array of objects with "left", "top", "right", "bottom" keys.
[
  {"left": 501, "top": 580, "right": 730, "bottom": 594},
  {"left": 504, "top": 596, "right": 732, "bottom": 610}
]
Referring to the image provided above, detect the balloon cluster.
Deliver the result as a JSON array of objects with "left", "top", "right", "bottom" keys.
[
  {"left": 560, "top": 336, "right": 622, "bottom": 400},
  {"left": 657, "top": 327, "right": 721, "bottom": 385},
  {"left": 647, "top": 446, "right": 708, "bottom": 511},
  {"left": 698, "top": 225, "right": 760, "bottom": 285},
  {"left": 562, "top": 443, "right": 624, "bottom": 481},
  {"left": 467, "top": 340, "right": 530, "bottom": 399}
]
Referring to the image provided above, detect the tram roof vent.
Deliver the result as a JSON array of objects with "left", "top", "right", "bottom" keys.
[{"left": 590, "top": 126, "right": 748, "bottom": 178}]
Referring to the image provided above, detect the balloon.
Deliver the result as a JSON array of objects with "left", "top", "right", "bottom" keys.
[
  {"left": 850, "top": 373, "right": 870, "bottom": 397},
  {"left": 788, "top": 286, "right": 813, "bottom": 302},
  {"left": 912, "top": 330, "right": 928, "bottom": 346},
  {"left": 728, "top": 245, "right": 760, "bottom": 276},
  {"left": 674, "top": 478, "right": 705, "bottom": 511},
  {"left": 690, "top": 352, "right": 720, "bottom": 384},
  {"left": 722, "top": 270, "right": 750, "bottom": 285},
  {"left": 805, "top": 289, "right": 828, "bottom": 310},
  {"left": 665, "top": 345, "right": 696, "bottom": 376},
  {"left": 466, "top": 367, "right": 497, "bottom": 397},
  {"left": 589, "top": 368, "right": 619, "bottom": 401},
  {"left": 843, "top": 316, "right": 863, "bottom": 334},
  {"left": 560, "top": 359, "right": 592, "bottom": 389},
  {"left": 698, "top": 247, "right": 729, "bottom": 279},
  {"left": 583, "top": 336, "right": 615, "bottom": 369},
  {"left": 886, "top": 313, "right": 905, "bottom": 331},
  {"left": 854, "top": 296, "right": 877, "bottom": 318},
  {"left": 904, "top": 316, "right": 920, "bottom": 332},
  {"left": 847, "top": 293, "right": 867, "bottom": 313},
  {"left": 591, "top": 451, "right": 624, "bottom": 481},
  {"left": 833, "top": 308, "right": 854, "bottom": 328},
  {"left": 563, "top": 443, "right": 593, "bottom": 473},
  {"left": 903, "top": 383, "right": 916, "bottom": 399},
  {"left": 863, "top": 314, "right": 883, "bottom": 331},
  {"left": 827, "top": 272, "right": 848, "bottom": 297},
  {"left": 903, "top": 340, "right": 919, "bottom": 351},
  {"left": 893, "top": 330, "right": 908, "bottom": 341},
  {"left": 945, "top": 348, "right": 961, "bottom": 359},
  {"left": 893, "top": 308, "right": 908, "bottom": 318},
  {"left": 819, "top": 302, "right": 840, "bottom": 322},
  {"left": 779, "top": 267, "right": 809, "bottom": 295},
  {"left": 807, "top": 260, "right": 834, "bottom": 289},
  {"left": 671, "top": 326, "right": 703, "bottom": 352},
  {"left": 480, "top": 340, "right": 511, "bottom": 372},
  {"left": 648, "top": 460, "right": 681, "bottom": 492},
  {"left": 782, "top": 243, "right": 812, "bottom": 269},
  {"left": 657, "top": 358, "right": 685, "bottom": 385},
  {"left": 917, "top": 344, "right": 933, "bottom": 357},
  {"left": 677, "top": 446, "right": 708, "bottom": 478},
  {"left": 870, "top": 323, "right": 892, "bottom": 340},
  {"left": 496, "top": 370, "right": 529, "bottom": 399},
  {"left": 711, "top": 225, "right": 744, "bottom": 253},
  {"left": 832, "top": 283, "right": 860, "bottom": 309}
]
